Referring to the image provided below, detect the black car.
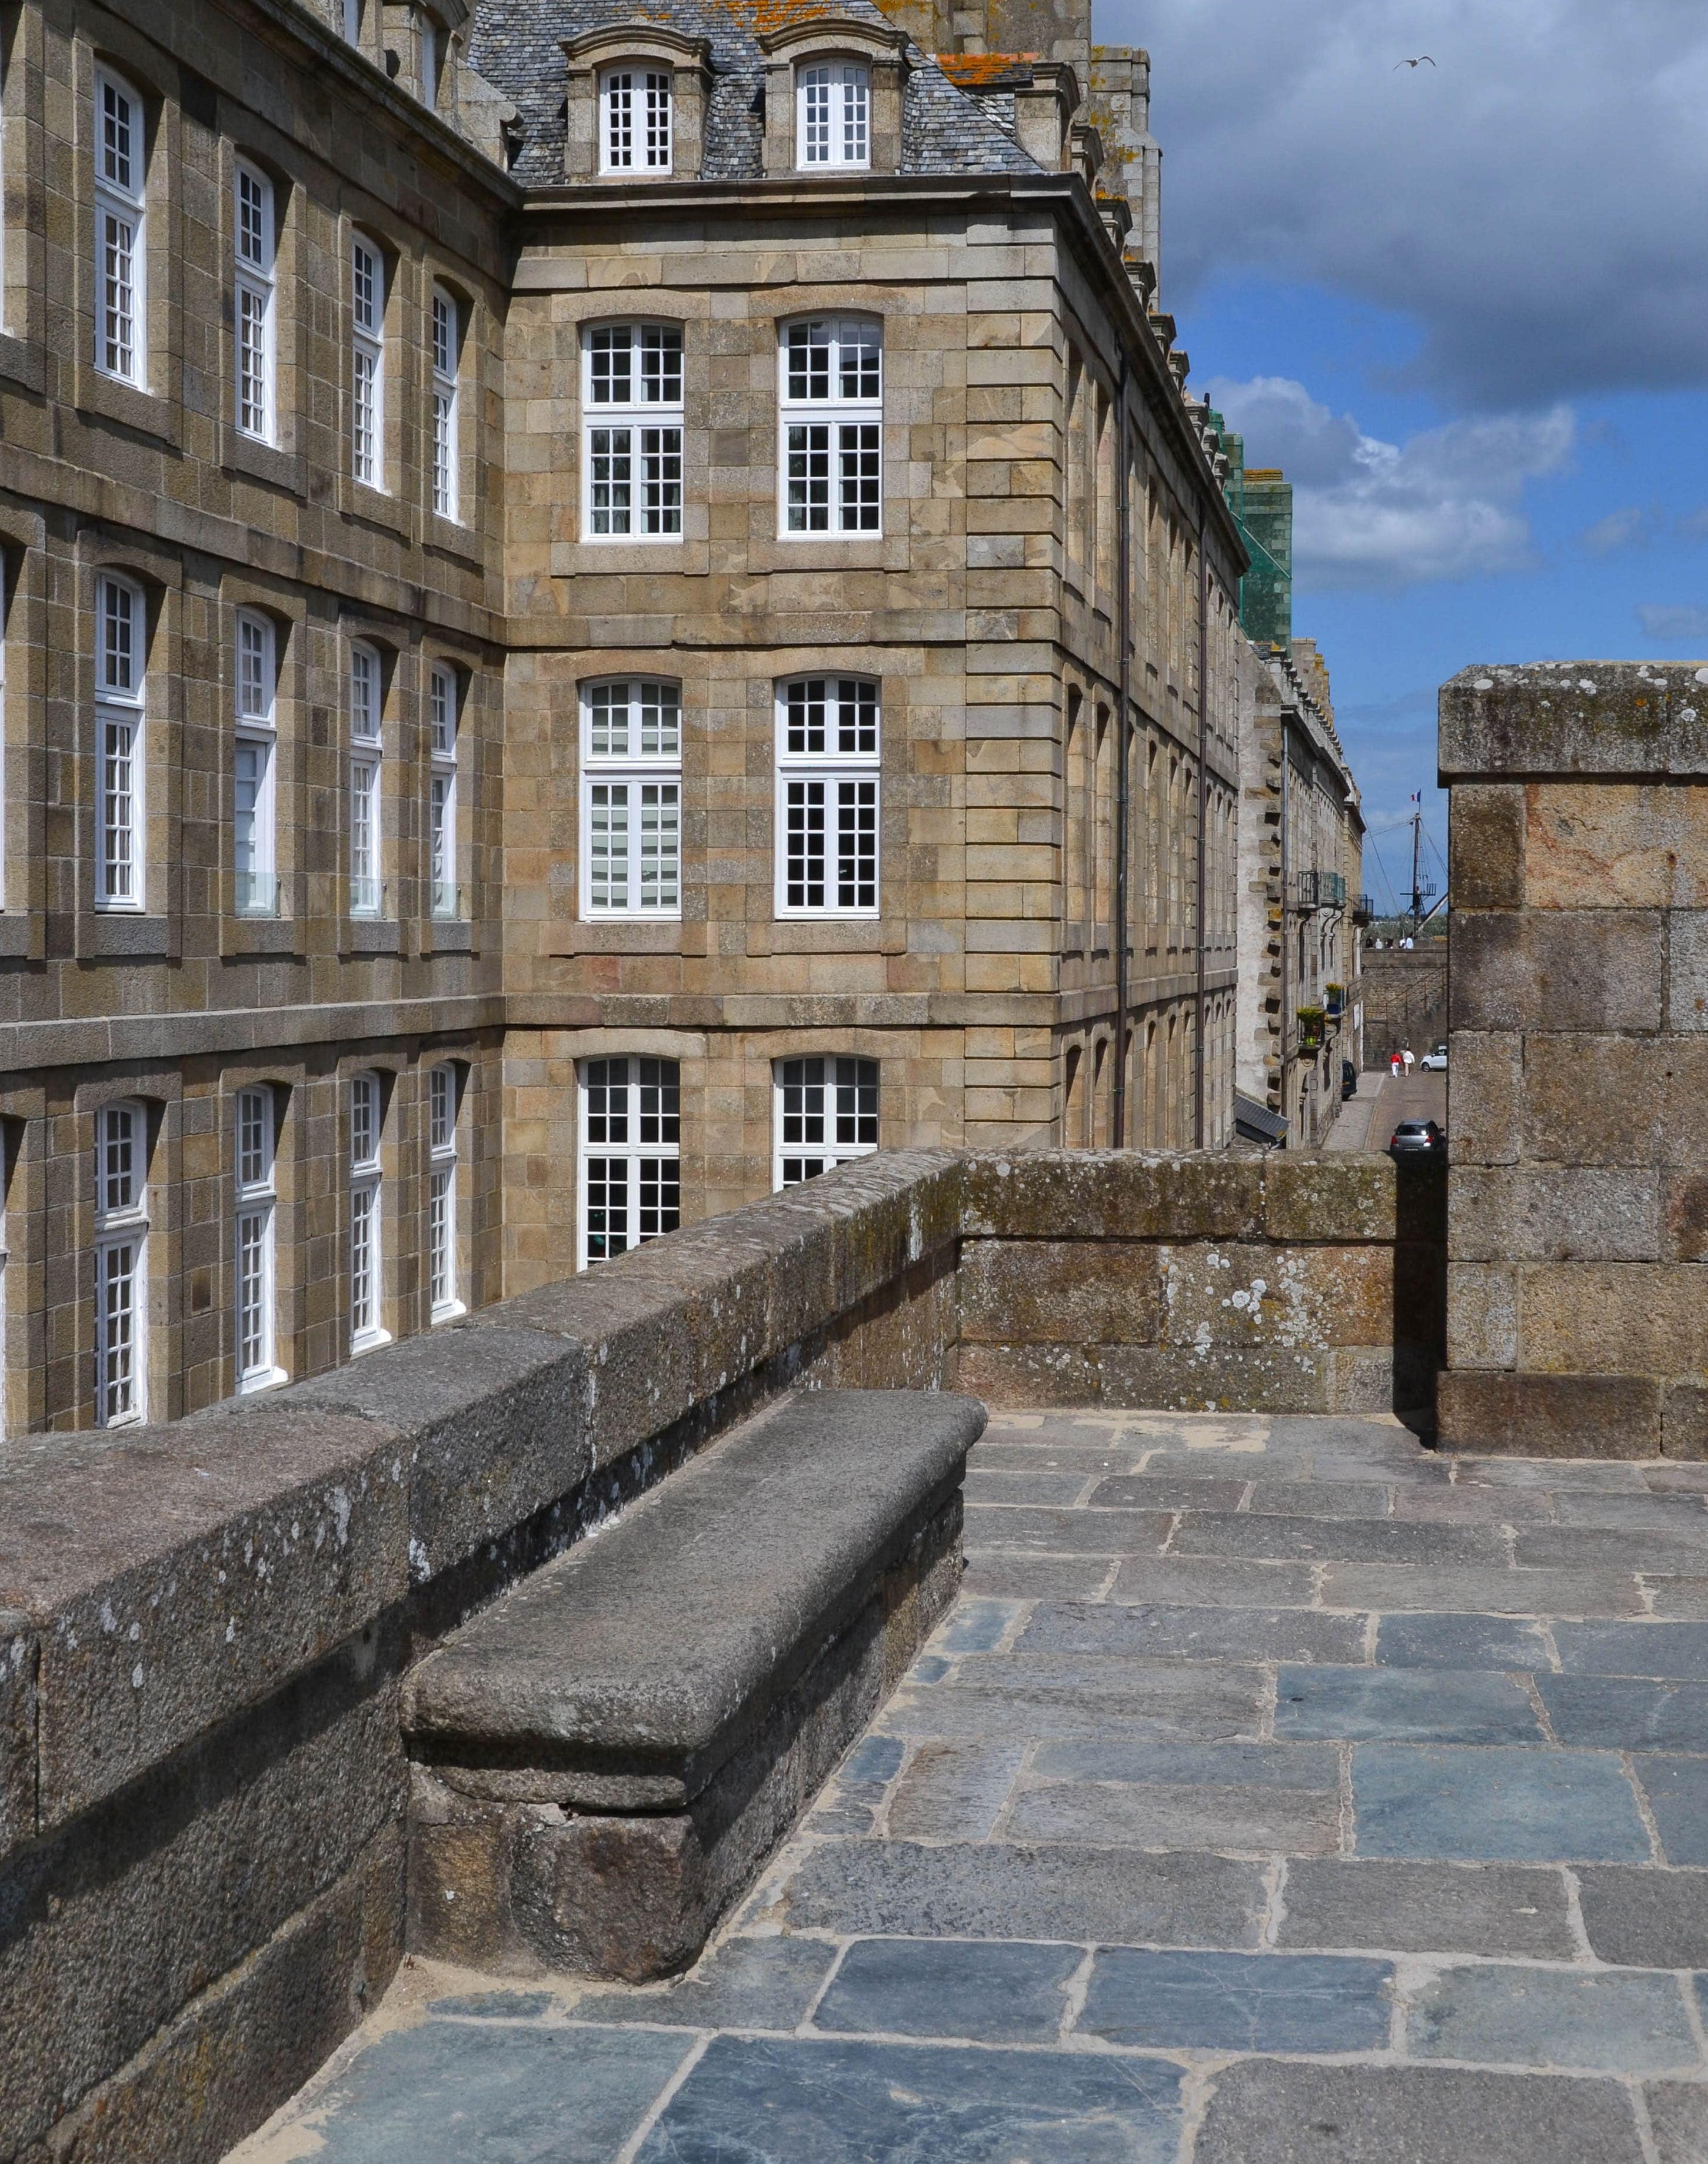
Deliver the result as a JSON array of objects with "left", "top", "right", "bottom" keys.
[
  {"left": 1389, "top": 1119, "right": 1446, "bottom": 1157},
  {"left": 1341, "top": 1059, "right": 1357, "bottom": 1102}
]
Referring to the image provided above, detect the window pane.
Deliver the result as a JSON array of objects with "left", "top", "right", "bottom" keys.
[
  {"left": 787, "top": 679, "right": 827, "bottom": 755},
  {"left": 835, "top": 776, "right": 877, "bottom": 910},
  {"left": 99, "top": 1238, "right": 138, "bottom": 1422},
  {"left": 835, "top": 677, "right": 877, "bottom": 754},
  {"left": 589, "top": 325, "right": 632, "bottom": 404},
  {"left": 605, "top": 70, "right": 634, "bottom": 168},
  {"left": 786, "top": 319, "right": 831, "bottom": 401},
  {"left": 590, "top": 680, "right": 628, "bottom": 759},
  {"left": 591, "top": 425, "right": 632, "bottom": 534},
  {"left": 102, "top": 1104, "right": 136, "bottom": 1215},
  {"left": 100, "top": 581, "right": 136, "bottom": 694},
  {"left": 638, "top": 782, "right": 678, "bottom": 910},
  {"left": 644, "top": 71, "right": 671, "bottom": 169},
  {"left": 101, "top": 714, "right": 137, "bottom": 903},
  {"left": 638, "top": 1057, "right": 679, "bottom": 1145},
  {"left": 640, "top": 680, "right": 679, "bottom": 757},
  {"left": 640, "top": 325, "right": 682, "bottom": 405},
  {"left": 589, "top": 781, "right": 629, "bottom": 909},
  {"left": 838, "top": 421, "right": 881, "bottom": 530},
  {"left": 839, "top": 321, "right": 881, "bottom": 400},
  {"left": 785, "top": 777, "right": 826, "bottom": 910},
  {"left": 835, "top": 1056, "right": 880, "bottom": 1146},
  {"left": 585, "top": 1154, "right": 628, "bottom": 1258},
  {"left": 640, "top": 426, "right": 681, "bottom": 534},
  {"left": 786, "top": 423, "right": 830, "bottom": 530},
  {"left": 99, "top": 79, "right": 134, "bottom": 192},
  {"left": 841, "top": 67, "right": 870, "bottom": 164},
  {"left": 801, "top": 67, "right": 830, "bottom": 164}
]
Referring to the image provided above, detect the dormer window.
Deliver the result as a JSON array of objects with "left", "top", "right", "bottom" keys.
[
  {"left": 798, "top": 62, "right": 868, "bottom": 168},
  {"left": 600, "top": 65, "right": 671, "bottom": 174}
]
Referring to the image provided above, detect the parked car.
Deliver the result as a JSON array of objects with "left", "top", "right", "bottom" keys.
[
  {"left": 1341, "top": 1059, "right": 1358, "bottom": 1102},
  {"left": 1420, "top": 1043, "right": 1448, "bottom": 1072},
  {"left": 1389, "top": 1119, "right": 1447, "bottom": 1157}
]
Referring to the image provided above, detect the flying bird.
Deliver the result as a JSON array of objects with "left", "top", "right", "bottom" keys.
[{"left": 1394, "top": 55, "right": 1436, "bottom": 67}]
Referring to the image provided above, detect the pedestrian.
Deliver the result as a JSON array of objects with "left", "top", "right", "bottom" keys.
[
  {"left": 1390, "top": 1051, "right": 1401, "bottom": 1078},
  {"left": 1401, "top": 1046, "right": 1415, "bottom": 1078}
]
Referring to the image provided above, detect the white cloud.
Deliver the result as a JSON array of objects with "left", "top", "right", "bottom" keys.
[
  {"left": 1637, "top": 604, "right": 1708, "bottom": 640},
  {"left": 1207, "top": 375, "right": 1574, "bottom": 590},
  {"left": 1107, "top": 0, "right": 1708, "bottom": 404},
  {"left": 1577, "top": 506, "right": 1653, "bottom": 556}
]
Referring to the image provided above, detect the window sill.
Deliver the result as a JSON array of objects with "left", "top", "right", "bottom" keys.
[
  {"left": 342, "top": 918, "right": 402, "bottom": 955},
  {"left": 339, "top": 474, "right": 417, "bottom": 544},
  {"left": 748, "top": 534, "right": 903, "bottom": 574},
  {"left": 551, "top": 539, "right": 708, "bottom": 577},
  {"left": 237, "top": 1366, "right": 289, "bottom": 1396},
  {"left": 351, "top": 1328, "right": 393, "bottom": 1358},
  {"left": 0, "top": 915, "right": 36, "bottom": 958},
  {"left": 0, "top": 330, "right": 44, "bottom": 397},
  {"left": 81, "top": 913, "right": 174, "bottom": 958},
  {"left": 430, "top": 1300, "right": 468, "bottom": 1326},
  {"left": 428, "top": 918, "right": 474, "bottom": 953},
  {"left": 221, "top": 428, "right": 308, "bottom": 498},
  {"left": 222, "top": 916, "right": 303, "bottom": 959},
  {"left": 425, "top": 513, "right": 487, "bottom": 569},
  {"left": 75, "top": 366, "right": 181, "bottom": 450},
  {"left": 551, "top": 919, "right": 682, "bottom": 955}
]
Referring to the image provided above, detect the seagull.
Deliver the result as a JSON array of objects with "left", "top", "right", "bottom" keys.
[{"left": 1394, "top": 54, "right": 1436, "bottom": 67}]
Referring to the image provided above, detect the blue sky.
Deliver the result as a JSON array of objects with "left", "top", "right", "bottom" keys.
[{"left": 1100, "top": 0, "right": 1708, "bottom": 896}]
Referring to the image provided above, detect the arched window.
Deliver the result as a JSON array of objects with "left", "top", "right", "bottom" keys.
[
  {"left": 234, "top": 162, "right": 276, "bottom": 441},
  {"left": 427, "top": 1062, "right": 462, "bottom": 1319},
  {"left": 348, "top": 640, "right": 382, "bottom": 916},
  {"left": 95, "top": 574, "right": 145, "bottom": 911},
  {"left": 430, "top": 284, "right": 460, "bottom": 520},
  {"left": 797, "top": 61, "right": 868, "bottom": 168},
  {"left": 600, "top": 65, "right": 672, "bottom": 173},
  {"left": 780, "top": 317, "right": 880, "bottom": 534},
  {"left": 350, "top": 232, "right": 385, "bottom": 487},
  {"left": 95, "top": 69, "right": 146, "bottom": 385},
  {"left": 94, "top": 1100, "right": 149, "bottom": 1425},
  {"left": 235, "top": 1085, "right": 283, "bottom": 1391},
  {"left": 348, "top": 1071, "right": 387, "bottom": 1352},
  {"left": 234, "top": 610, "right": 277, "bottom": 915},
  {"left": 428, "top": 660, "right": 461, "bottom": 919}
]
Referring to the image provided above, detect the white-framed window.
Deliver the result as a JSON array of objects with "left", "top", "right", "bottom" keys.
[
  {"left": 430, "top": 283, "right": 460, "bottom": 521},
  {"left": 428, "top": 660, "right": 460, "bottom": 919},
  {"left": 94, "top": 1099, "right": 148, "bottom": 1426},
  {"left": 234, "top": 162, "right": 276, "bottom": 443},
  {"left": 582, "top": 322, "right": 682, "bottom": 541},
  {"left": 578, "top": 1056, "right": 679, "bottom": 1268},
  {"left": 419, "top": 11, "right": 442, "bottom": 107},
  {"left": 235, "top": 1085, "right": 284, "bottom": 1392},
  {"left": 427, "top": 1062, "right": 462, "bottom": 1320},
  {"left": 773, "top": 1055, "right": 878, "bottom": 1188},
  {"left": 351, "top": 233, "right": 385, "bottom": 488},
  {"left": 95, "top": 574, "right": 145, "bottom": 912},
  {"left": 95, "top": 69, "right": 146, "bottom": 387},
  {"left": 348, "top": 1070, "right": 388, "bottom": 1352},
  {"left": 775, "top": 676, "right": 878, "bottom": 917},
  {"left": 234, "top": 610, "right": 278, "bottom": 916},
  {"left": 797, "top": 61, "right": 869, "bottom": 168},
  {"left": 348, "top": 640, "right": 382, "bottom": 916},
  {"left": 599, "top": 65, "right": 672, "bottom": 174},
  {"left": 580, "top": 678, "right": 681, "bottom": 918},
  {"left": 780, "top": 317, "right": 881, "bottom": 535}
]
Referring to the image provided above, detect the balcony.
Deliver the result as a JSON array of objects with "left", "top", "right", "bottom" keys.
[{"left": 1298, "top": 869, "right": 1349, "bottom": 911}]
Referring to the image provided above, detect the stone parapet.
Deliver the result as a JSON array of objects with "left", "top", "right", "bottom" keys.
[
  {"left": 0, "top": 1144, "right": 1414, "bottom": 2162},
  {"left": 1439, "top": 662, "right": 1708, "bottom": 1456}
]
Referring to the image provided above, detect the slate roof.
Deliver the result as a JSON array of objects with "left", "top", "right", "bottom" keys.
[{"left": 467, "top": 0, "right": 1044, "bottom": 185}]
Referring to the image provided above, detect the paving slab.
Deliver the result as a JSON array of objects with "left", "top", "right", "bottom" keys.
[
  {"left": 1320, "top": 1563, "right": 1647, "bottom": 1615},
  {"left": 1277, "top": 1664, "right": 1544, "bottom": 1744},
  {"left": 885, "top": 1740, "right": 1027, "bottom": 1840},
  {"left": 1646, "top": 2080, "right": 1708, "bottom": 2164},
  {"left": 1537, "top": 1673, "right": 1708, "bottom": 1750},
  {"left": 964, "top": 1468, "right": 1093, "bottom": 1507},
  {"left": 1078, "top": 1948, "right": 1394, "bottom": 2053},
  {"left": 1084, "top": 1474, "right": 1251, "bottom": 1511},
  {"left": 1629, "top": 1756, "right": 1708, "bottom": 1863},
  {"left": 1004, "top": 1776, "right": 1343, "bottom": 1856},
  {"left": 1173, "top": 1513, "right": 1507, "bottom": 1567},
  {"left": 1245, "top": 1479, "right": 1393, "bottom": 1519},
  {"left": 964, "top": 1504, "right": 1173, "bottom": 1554},
  {"left": 1576, "top": 1865, "right": 1708, "bottom": 1967},
  {"left": 1017, "top": 1600, "right": 1366, "bottom": 1664},
  {"left": 570, "top": 1934, "right": 838, "bottom": 2033},
  {"left": 1406, "top": 1962, "right": 1702, "bottom": 2072},
  {"left": 812, "top": 1937, "right": 1082, "bottom": 2043},
  {"left": 1111, "top": 1555, "right": 1320, "bottom": 1608},
  {"left": 962, "top": 1552, "right": 1114, "bottom": 1600},
  {"left": 1351, "top": 1744, "right": 1652, "bottom": 1861},
  {"left": 765, "top": 1839, "right": 1268, "bottom": 1947},
  {"left": 634, "top": 2036, "right": 1184, "bottom": 2164},
  {"left": 1375, "top": 1613, "right": 1553, "bottom": 1670},
  {"left": 1554, "top": 1620, "right": 1708, "bottom": 1678},
  {"left": 1193, "top": 2060, "right": 1647, "bottom": 2164},
  {"left": 1275, "top": 1858, "right": 1577, "bottom": 1957}
]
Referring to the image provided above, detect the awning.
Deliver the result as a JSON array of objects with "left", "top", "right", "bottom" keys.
[{"left": 1234, "top": 1092, "right": 1290, "bottom": 1147}]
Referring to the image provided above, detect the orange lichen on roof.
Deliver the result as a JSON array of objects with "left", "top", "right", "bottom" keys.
[
  {"left": 724, "top": 0, "right": 850, "bottom": 36},
  {"left": 934, "top": 51, "right": 1038, "bottom": 85}
]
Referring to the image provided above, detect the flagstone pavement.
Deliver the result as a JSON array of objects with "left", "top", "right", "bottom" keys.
[{"left": 230, "top": 1408, "right": 1708, "bottom": 2163}]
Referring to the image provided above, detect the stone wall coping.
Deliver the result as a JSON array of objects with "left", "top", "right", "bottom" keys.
[
  {"left": 404, "top": 1388, "right": 985, "bottom": 1809},
  {"left": 0, "top": 1145, "right": 1398, "bottom": 1860},
  {"left": 1441, "top": 662, "right": 1708, "bottom": 779}
]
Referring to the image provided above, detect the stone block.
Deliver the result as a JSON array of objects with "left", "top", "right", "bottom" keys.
[
  {"left": 1662, "top": 1382, "right": 1708, "bottom": 1460},
  {"left": 1080, "top": 1947, "right": 1394, "bottom": 2055},
  {"left": 1449, "top": 909, "right": 1663, "bottom": 1033},
  {"left": 1629, "top": 1756, "right": 1708, "bottom": 1863},
  {"left": 957, "top": 1238, "right": 1161, "bottom": 1344},
  {"left": 1519, "top": 1033, "right": 1673, "bottom": 1165},
  {"left": 1276, "top": 1858, "right": 1576, "bottom": 1957},
  {"left": 1449, "top": 1168, "right": 1660, "bottom": 1263},
  {"left": 1516, "top": 1261, "right": 1708, "bottom": 1374},
  {"left": 955, "top": 1341, "right": 1101, "bottom": 1405},
  {"left": 19, "top": 1824, "right": 403, "bottom": 2164},
  {"left": 1198, "top": 2059, "right": 1646, "bottom": 2163},
  {"left": 1446, "top": 1032, "right": 1521, "bottom": 1165},
  {"left": 1351, "top": 1742, "right": 1651, "bottom": 1861},
  {"left": 1261, "top": 1156, "right": 1397, "bottom": 1244},
  {"left": 0, "top": 1398, "right": 407, "bottom": 1829},
  {"left": 1017, "top": 1601, "right": 1366, "bottom": 1664},
  {"left": 1523, "top": 782, "right": 1708, "bottom": 909},
  {"left": 0, "top": 1663, "right": 404, "bottom": 2158},
  {"left": 1662, "top": 1171, "right": 1708, "bottom": 1260},
  {"left": 1446, "top": 1264, "right": 1516, "bottom": 1369},
  {"left": 1376, "top": 1613, "right": 1550, "bottom": 1670},
  {"left": 959, "top": 1149, "right": 1266, "bottom": 1242},
  {"left": 885, "top": 1740, "right": 1027, "bottom": 1840},
  {"left": 1535, "top": 1674, "right": 1708, "bottom": 1752},
  {"left": 1666, "top": 909, "right": 1708, "bottom": 1029},
  {"left": 282, "top": 1324, "right": 592, "bottom": 1584},
  {"left": 0, "top": 1613, "right": 34, "bottom": 1861},
  {"left": 1097, "top": 1341, "right": 1337, "bottom": 1412},
  {"left": 1450, "top": 785, "right": 1526, "bottom": 909},
  {"left": 1004, "top": 1773, "right": 1342, "bottom": 1856},
  {"left": 568, "top": 1932, "right": 837, "bottom": 2032},
  {"left": 1437, "top": 1371, "right": 1663, "bottom": 1458},
  {"left": 1274, "top": 1663, "right": 1543, "bottom": 1744},
  {"left": 1439, "top": 660, "right": 1708, "bottom": 780},
  {"left": 1648, "top": 2082, "right": 1708, "bottom": 2164},
  {"left": 1156, "top": 1244, "right": 1393, "bottom": 1352}
]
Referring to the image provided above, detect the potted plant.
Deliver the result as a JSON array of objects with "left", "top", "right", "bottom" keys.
[{"left": 1296, "top": 1005, "right": 1325, "bottom": 1053}]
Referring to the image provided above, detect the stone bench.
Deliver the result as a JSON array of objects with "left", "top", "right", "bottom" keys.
[{"left": 402, "top": 1387, "right": 984, "bottom": 1980}]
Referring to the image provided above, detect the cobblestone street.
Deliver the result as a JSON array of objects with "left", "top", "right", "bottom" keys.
[{"left": 233, "top": 1410, "right": 1708, "bottom": 2163}]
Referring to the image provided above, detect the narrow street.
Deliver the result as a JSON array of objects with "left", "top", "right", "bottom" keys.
[{"left": 1328, "top": 1069, "right": 1449, "bottom": 1154}]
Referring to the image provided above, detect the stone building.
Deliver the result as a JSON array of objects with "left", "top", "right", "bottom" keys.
[{"left": 0, "top": 0, "right": 1257, "bottom": 1434}]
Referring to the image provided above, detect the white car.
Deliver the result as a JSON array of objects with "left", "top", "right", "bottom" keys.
[{"left": 1419, "top": 1046, "right": 1448, "bottom": 1072}]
